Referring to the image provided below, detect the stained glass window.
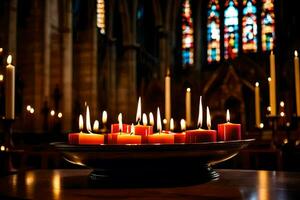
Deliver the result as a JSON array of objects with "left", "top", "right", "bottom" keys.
[
  {"left": 97, "top": 0, "right": 105, "bottom": 34},
  {"left": 242, "top": 0, "right": 257, "bottom": 52},
  {"left": 182, "top": 0, "right": 194, "bottom": 66},
  {"left": 207, "top": 0, "right": 221, "bottom": 63},
  {"left": 261, "top": 0, "right": 275, "bottom": 51},
  {"left": 224, "top": 0, "right": 239, "bottom": 59}
]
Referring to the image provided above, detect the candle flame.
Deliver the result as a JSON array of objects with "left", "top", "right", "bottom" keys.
[
  {"left": 157, "top": 107, "right": 162, "bottom": 132},
  {"left": 131, "top": 123, "right": 135, "bottom": 135},
  {"left": 197, "top": 96, "right": 203, "bottom": 128},
  {"left": 93, "top": 120, "right": 99, "bottom": 132},
  {"left": 86, "top": 106, "right": 92, "bottom": 133},
  {"left": 149, "top": 112, "right": 154, "bottom": 126},
  {"left": 170, "top": 118, "right": 174, "bottom": 131},
  {"left": 142, "top": 113, "right": 148, "bottom": 125},
  {"left": 187, "top": 88, "right": 191, "bottom": 92},
  {"left": 180, "top": 119, "right": 186, "bottom": 131},
  {"left": 295, "top": 50, "right": 298, "bottom": 57},
  {"left": 268, "top": 77, "right": 271, "bottom": 82},
  {"left": 207, "top": 106, "right": 211, "bottom": 130},
  {"left": 118, "top": 113, "right": 123, "bottom": 132},
  {"left": 102, "top": 110, "right": 107, "bottom": 124},
  {"left": 79, "top": 114, "right": 84, "bottom": 131},
  {"left": 7, "top": 55, "right": 12, "bottom": 65},
  {"left": 135, "top": 97, "right": 141, "bottom": 124},
  {"left": 226, "top": 109, "right": 230, "bottom": 122},
  {"left": 255, "top": 82, "right": 259, "bottom": 87},
  {"left": 280, "top": 101, "right": 285, "bottom": 107}
]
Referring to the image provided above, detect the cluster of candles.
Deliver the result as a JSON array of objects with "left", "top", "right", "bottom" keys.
[{"left": 69, "top": 97, "right": 241, "bottom": 145}]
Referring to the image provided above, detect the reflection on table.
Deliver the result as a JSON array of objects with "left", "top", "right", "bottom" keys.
[{"left": 0, "top": 169, "right": 300, "bottom": 200}]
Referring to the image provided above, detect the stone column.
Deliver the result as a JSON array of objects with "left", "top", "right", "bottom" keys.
[{"left": 61, "top": 0, "right": 73, "bottom": 131}]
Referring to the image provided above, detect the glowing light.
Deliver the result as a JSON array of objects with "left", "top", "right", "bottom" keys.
[
  {"left": 0, "top": 74, "right": 3, "bottom": 82},
  {"left": 86, "top": 106, "right": 92, "bottom": 133},
  {"left": 142, "top": 113, "right": 148, "bottom": 125},
  {"left": 259, "top": 123, "right": 264, "bottom": 129},
  {"left": 170, "top": 118, "right": 174, "bottom": 131},
  {"left": 118, "top": 113, "right": 123, "bottom": 132},
  {"left": 79, "top": 114, "right": 84, "bottom": 131},
  {"left": 197, "top": 96, "right": 203, "bottom": 128},
  {"left": 30, "top": 108, "right": 34, "bottom": 114},
  {"left": 226, "top": 109, "right": 230, "bottom": 122},
  {"left": 0, "top": 145, "right": 5, "bottom": 151},
  {"left": 267, "top": 106, "right": 271, "bottom": 112},
  {"left": 102, "top": 110, "right": 107, "bottom": 124},
  {"left": 97, "top": 0, "right": 105, "bottom": 34},
  {"left": 50, "top": 110, "right": 55, "bottom": 116},
  {"left": 26, "top": 105, "right": 31, "bottom": 111},
  {"left": 136, "top": 97, "right": 141, "bottom": 123},
  {"left": 157, "top": 107, "right": 162, "bottom": 132},
  {"left": 180, "top": 119, "right": 186, "bottom": 131},
  {"left": 207, "top": 106, "right": 211, "bottom": 129},
  {"left": 57, "top": 112, "right": 62, "bottom": 118},
  {"left": 93, "top": 120, "right": 99, "bottom": 132},
  {"left": 7, "top": 55, "right": 12, "bottom": 65},
  {"left": 163, "top": 118, "right": 167, "bottom": 125},
  {"left": 255, "top": 82, "right": 259, "bottom": 87},
  {"left": 149, "top": 112, "right": 154, "bottom": 126},
  {"left": 280, "top": 112, "right": 285, "bottom": 117},
  {"left": 295, "top": 50, "right": 298, "bottom": 57},
  {"left": 280, "top": 101, "right": 284, "bottom": 107}
]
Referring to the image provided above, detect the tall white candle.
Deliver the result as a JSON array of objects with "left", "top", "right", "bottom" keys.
[
  {"left": 294, "top": 50, "right": 300, "bottom": 116},
  {"left": 165, "top": 72, "right": 171, "bottom": 129},
  {"left": 185, "top": 88, "right": 191, "bottom": 127},
  {"left": 270, "top": 51, "right": 276, "bottom": 116},
  {"left": 5, "top": 55, "right": 15, "bottom": 119},
  {"left": 268, "top": 77, "right": 272, "bottom": 114},
  {"left": 255, "top": 82, "right": 261, "bottom": 127}
]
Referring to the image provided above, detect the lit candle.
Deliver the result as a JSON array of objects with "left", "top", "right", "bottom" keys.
[
  {"left": 270, "top": 51, "right": 277, "bottom": 116},
  {"left": 68, "top": 114, "right": 104, "bottom": 145},
  {"left": 268, "top": 77, "right": 272, "bottom": 114},
  {"left": 165, "top": 71, "right": 171, "bottom": 129},
  {"left": 100, "top": 110, "right": 108, "bottom": 133},
  {"left": 217, "top": 109, "right": 241, "bottom": 141},
  {"left": 93, "top": 120, "right": 99, "bottom": 133},
  {"left": 117, "top": 123, "right": 142, "bottom": 145},
  {"left": 170, "top": 118, "right": 174, "bottom": 131},
  {"left": 86, "top": 105, "right": 92, "bottom": 133},
  {"left": 255, "top": 82, "right": 261, "bottom": 128},
  {"left": 111, "top": 113, "right": 130, "bottom": 133},
  {"left": 135, "top": 97, "right": 142, "bottom": 124},
  {"left": 185, "top": 88, "right": 191, "bottom": 128},
  {"left": 185, "top": 99, "right": 217, "bottom": 143},
  {"left": 149, "top": 112, "right": 154, "bottom": 126},
  {"left": 5, "top": 55, "right": 15, "bottom": 119},
  {"left": 147, "top": 107, "right": 174, "bottom": 144},
  {"left": 294, "top": 50, "right": 300, "bottom": 116}
]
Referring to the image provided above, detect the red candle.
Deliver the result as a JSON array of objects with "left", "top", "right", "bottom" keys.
[
  {"left": 217, "top": 110, "right": 241, "bottom": 141},
  {"left": 111, "top": 124, "right": 130, "bottom": 133},
  {"left": 135, "top": 113, "right": 153, "bottom": 143},
  {"left": 117, "top": 124, "right": 142, "bottom": 144},
  {"left": 147, "top": 107, "right": 174, "bottom": 144},
  {"left": 185, "top": 106, "right": 216, "bottom": 143},
  {"left": 107, "top": 133, "right": 119, "bottom": 144}
]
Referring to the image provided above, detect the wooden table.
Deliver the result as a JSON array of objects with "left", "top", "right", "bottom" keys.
[{"left": 0, "top": 169, "right": 300, "bottom": 200}]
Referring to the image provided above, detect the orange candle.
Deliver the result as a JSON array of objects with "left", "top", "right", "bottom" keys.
[
  {"left": 69, "top": 113, "right": 104, "bottom": 145},
  {"left": 217, "top": 110, "right": 241, "bottom": 141},
  {"left": 117, "top": 124, "right": 142, "bottom": 144},
  {"left": 185, "top": 104, "right": 216, "bottom": 143},
  {"left": 147, "top": 107, "right": 174, "bottom": 144}
]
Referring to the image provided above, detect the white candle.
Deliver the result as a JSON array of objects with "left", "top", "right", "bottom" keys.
[
  {"left": 185, "top": 88, "right": 191, "bottom": 127},
  {"left": 268, "top": 77, "right": 272, "bottom": 114},
  {"left": 5, "top": 55, "right": 15, "bottom": 119},
  {"left": 255, "top": 82, "right": 261, "bottom": 127},
  {"left": 165, "top": 72, "right": 171, "bottom": 129},
  {"left": 270, "top": 51, "right": 276, "bottom": 116},
  {"left": 294, "top": 50, "right": 300, "bottom": 116}
]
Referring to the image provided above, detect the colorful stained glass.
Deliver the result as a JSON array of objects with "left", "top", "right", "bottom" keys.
[
  {"left": 242, "top": 0, "right": 257, "bottom": 52},
  {"left": 182, "top": 0, "right": 194, "bottom": 66},
  {"left": 207, "top": 0, "right": 221, "bottom": 63},
  {"left": 224, "top": 0, "right": 239, "bottom": 59},
  {"left": 261, "top": 0, "right": 275, "bottom": 51}
]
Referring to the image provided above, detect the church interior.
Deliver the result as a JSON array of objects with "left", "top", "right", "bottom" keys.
[{"left": 1, "top": 0, "right": 300, "bottom": 191}]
